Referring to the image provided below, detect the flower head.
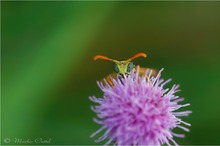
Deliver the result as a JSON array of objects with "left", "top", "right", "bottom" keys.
[{"left": 89, "top": 68, "right": 191, "bottom": 146}]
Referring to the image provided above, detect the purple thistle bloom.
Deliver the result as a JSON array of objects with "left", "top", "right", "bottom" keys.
[{"left": 89, "top": 67, "right": 191, "bottom": 146}]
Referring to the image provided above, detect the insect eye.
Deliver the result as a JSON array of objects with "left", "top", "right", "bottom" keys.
[
  {"left": 127, "top": 62, "right": 134, "bottom": 72},
  {"left": 113, "top": 63, "right": 119, "bottom": 73}
]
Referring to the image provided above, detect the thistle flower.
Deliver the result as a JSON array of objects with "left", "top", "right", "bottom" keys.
[{"left": 89, "top": 68, "right": 191, "bottom": 146}]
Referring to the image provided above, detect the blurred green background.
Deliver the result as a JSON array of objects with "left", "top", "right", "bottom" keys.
[{"left": 2, "top": 1, "right": 220, "bottom": 145}]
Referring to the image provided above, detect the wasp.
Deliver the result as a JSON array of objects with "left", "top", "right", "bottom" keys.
[{"left": 93, "top": 52, "right": 157, "bottom": 87}]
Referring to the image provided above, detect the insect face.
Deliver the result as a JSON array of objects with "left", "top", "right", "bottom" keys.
[
  {"left": 93, "top": 52, "right": 147, "bottom": 76},
  {"left": 93, "top": 52, "right": 157, "bottom": 87},
  {"left": 113, "top": 61, "right": 134, "bottom": 75}
]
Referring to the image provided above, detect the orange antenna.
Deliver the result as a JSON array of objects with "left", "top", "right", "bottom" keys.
[
  {"left": 93, "top": 55, "right": 120, "bottom": 63},
  {"left": 126, "top": 52, "right": 147, "bottom": 62}
]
